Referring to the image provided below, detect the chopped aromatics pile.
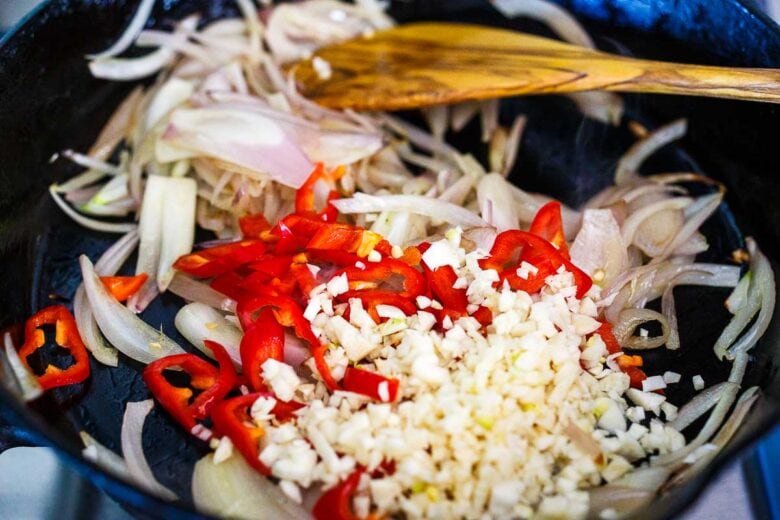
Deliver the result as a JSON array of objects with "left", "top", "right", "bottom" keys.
[{"left": 6, "top": 0, "right": 774, "bottom": 519}]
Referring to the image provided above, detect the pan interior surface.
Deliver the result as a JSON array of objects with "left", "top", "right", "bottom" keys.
[{"left": 0, "top": 1, "right": 778, "bottom": 519}]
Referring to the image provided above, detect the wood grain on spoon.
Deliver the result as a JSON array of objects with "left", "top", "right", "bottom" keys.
[{"left": 288, "top": 22, "right": 780, "bottom": 111}]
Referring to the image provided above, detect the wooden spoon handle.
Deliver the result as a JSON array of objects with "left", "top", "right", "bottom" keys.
[{"left": 291, "top": 22, "right": 780, "bottom": 110}]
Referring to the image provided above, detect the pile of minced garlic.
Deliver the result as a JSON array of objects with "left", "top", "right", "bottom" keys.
[{"left": 215, "top": 228, "right": 686, "bottom": 519}]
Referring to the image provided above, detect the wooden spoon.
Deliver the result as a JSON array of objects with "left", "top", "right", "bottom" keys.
[{"left": 288, "top": 22, "right": 780, "bottom": 111}]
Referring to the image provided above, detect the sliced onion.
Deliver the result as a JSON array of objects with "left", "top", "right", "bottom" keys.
[
  {"left": 477, "top": 173, "right": 518, "bottom": 231},
  {"left": 129, "top": 175, "right": 167, "bottom": 312},
  {"left": 422, "top": 105, "right": 448, "bottom": 141},
  {"left": 168, "top": 273, "right": 237, "bottom": 312},
  {"left": 670, "top": 382, "right": 733, "bottom": 432},
  {"left": 621, "top": 197, "right": 691, "bottom": 248},
  {"left": 192, "top": 452, "right": 310, "bottom": 519},
  {"left": 74, "top": 230, "right": 139, "bottom": 367},
  {"left": 567, "top": 91, "right": 624, "bottom": 125},
  {"left": 613, "top": 465, "right": 672, "bottom": 492},
  {"left": 80, "top": 431, "right": 129, "bottom": 478},
  {"left": 331, "top": 193, "right": 488, "bottom": 228},
  {"left": 570, "top": 209, "right": 627, "bottom": 287},
  {"left": 656, "top": 192, "right": 723, "bottom": 262},
  {"left": 381, "top": 114, "right": 460, "bottom": 161},
  {"left": 669, "top": 387, "right": 759, "bottom": 487},
  {"left": 158, "top": 106, "right": 314, "bottom": 189},
  {"left": 121, "top": 400, "right": 177, "bottom": 500},
  {"left": 175, "top": 303, "right": 242, "bottom": 366},
  {"left": 439, "top": 174, "right": 475, "bottom": 205},
  {"left": 725, "top": 238, "right": 775, "bottom": 360},
  {"left": 89, "top": 86, "right": 144, "bottom": 161},
  {"left": 3, "top": 333, "right": 43, "bottom": 401},
  {"left": 725, "top": 271, "right": 751, "bottom": 314},
  {"left": 462, "top": 226, "right": 497, "bottom": 253},
  {"left": 654, "top": 354, "right": 746, "bottom": 467},
  {"left": 145, "top": 78, "right": 195, "bottom": 131},
  {"left": 49, "top": 186, "right": 136, "bottom": 234},
  {"left": 136, "top": 30, "right": 218, "bottom": 67},
  {"left": 235, "top": 0, "right": 262, "bottom": 63},
  {"left": 615, "top": 119, "right": 687, "bottom": 185},
  {"left": 613, "top": 308, "right": 670, "bottom": 350},
  {"left": 661, "top": 270, "right": 711, "bottom": 350},
  {"left": 87, "top": 0, "right": 156, "bottom": 60},
  {"left": 501, "top": 114, "right": 527, "bottom": 176},
  {"left": 480, "top": 99, "right": 499, "bottom": 142},
  {"left": 157, "top": 177, "right": 197, "bottom": 291},
  {"left": 80, "top": 255, "right": 185, "bottom": 364},
  {"left": 450, "top": 101, "right": 480, "bottom": 132},
  {"left": 90, "top": 46, "right": 176, "bottom": 81},
  {"left": 588, "top": 485, "right": 653, "bottom": 518},
  {"left": 61, "top": 149, "right": 124, "bottom": 176},
  {"left": 284, "top": 333, "right": 311, "bottom": 368}
]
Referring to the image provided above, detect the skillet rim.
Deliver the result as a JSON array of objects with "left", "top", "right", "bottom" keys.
[{"left": 0, "top": 0, "right": 778, "bottom": 518}]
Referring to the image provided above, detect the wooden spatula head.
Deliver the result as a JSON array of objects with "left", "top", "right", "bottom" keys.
[{"left": 288, "top": 22, "right": 780, "bottom": 111}]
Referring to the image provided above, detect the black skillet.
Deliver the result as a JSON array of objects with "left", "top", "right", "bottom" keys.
[{"left": 0, "top": 0, "right": 779, "bottom": 518}]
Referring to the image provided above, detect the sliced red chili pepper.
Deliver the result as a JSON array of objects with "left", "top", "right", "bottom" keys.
[
  {"left": 240, "top": 310, "right": 284, "bottom": 392},
  {"left": 337, "top": 258, "right": 426, "bottom": 298},
  {"left": 342, "top": 366, "right": 399, "bottom": 402},
  {"left": 210, "top": 272, "right": 248, "bottom": 302},
  {"left": 238, "top": 295, "right": 339, "bottom": 390},
  {"left": 625, "top": 366, "right": 648, "bottom": 389},
  {"left": 313, "top": 468, "right": 364, "bottom": 520},
  {"left": 307, "top": 224, "right": 382, "bottom": 258},
  {"left": 18, "top": 305, "right": 90, "bottom": 391},
  {"left": 142, "top": 342, "right": 236, "bottom": 437},
  {"left": 211, "top": 392, "right": 305, "bottom": 475},
  {"left": 481, "top": 230, "right": 592, "bottom": 298},
  {"left": 174, "top": 240, "right": 267, "bottom": 278},
  {"left": 239, "top": 213, "right": 271, "bottom": 239},
  {"left": 211, "top": 393, "right": 270, "bottom": 474},
  {"left": 616, "top": 354, "right": 643, "bottom": 370},
  {"left": 100, "top": 273, "right": 148, "bottom": 302},
  {"left": 246, "top": 254, "right": 294, "bottom": 278},
  {"left": 289, "top": 263, "right": 319, "bottom": 297},
  {"left": 529, "top": 201, "right": 569, "bottom": 259},
  {"left": 306, "top": 249, "right": 362, "bottom": 267},
  {"left": 338, "top": 290, "right": 417, "bottom": 323},
  {"left": 595, "top": 321, "right": 621, "bottom": 354},
  {"left": 426, "top": 265, "right": 468, "bottom": 312},
  {"left": 295, "top": 164, "right": 345, "bottom": 219}
]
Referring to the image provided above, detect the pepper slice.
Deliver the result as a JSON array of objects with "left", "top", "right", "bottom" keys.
[
  {"left": 528, "top": 201, "right": 569, "bottom": 259},
  {"left": 312, "top": 468, "right": 364, "bottom": 520},
  {"left": 338, "top": 290, "right": 417, "bottom": 323},
  {"left": 307, "top": 224, "right": 382, "bottom": 258},
  {"left": 100, "top": 273, "right": 149, "bottom": 302},
  {"left": 211, "top": 392, "right": 305, "bottom": 475},
  {"left": 480, "top": 230, "right": 592, "bottom": 298},
  {"left": 239, "top": 213, "right": 271, "bottom": 239},
  {"left": 595, "top": 321, "right": 621, "bottom": 354},
  {"left": 237, "top": 295, "right": 339, "bottom": 390},
  {"left": 337, "top": 258, "right": 426, "bottom": 298},
  {"left": 295, "top": 163, "right": 345, "bottom": 222},
  {"left": 142, "top": 341, "right": 237, "bottom": 438},
  {"left": 174, "top": 240, "right": 267, "bottom": 278},
  {"left": 342, "top": 366, "right": 399, "bottom": 402},
  {"left": 18, "top": 305, "right": 90, "bottom": 391},
  {"left": 240, "top": 309, "right": 284, "bottom": 392}
]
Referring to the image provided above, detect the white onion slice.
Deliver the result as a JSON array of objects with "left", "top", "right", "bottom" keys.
[
  {"left": 615, "top": 119, "right": 687, "bottom": 185},
  {"left": 157, "top": 177, "right": 197, "bottom": 291},
  {"left": 121, "top": 400, "right": 177, "bottom": 500},
  {"left": 656, "top": 192, "right": 723, "bottom": 262},
  {"left": 613, "top": 308, "right": 670, "bottom": 350},
  {"left": 49, "top": 186, "right": 137, "bottom": 234},
  {"left": 61, "top": 149, "right": 124, "bottom": 176},
  {"left": 80, "top": 255, "right": 185, "bottom": 364},
  {"left": 3, "top": 333, "right": 43, "bottom": 401},
  {"left": 725, "top": 238, "right": 775, "bottom": 359},
  {"left": 175, "top": 303, "right": 242, "bottom": 366},
  {"left": 670, "top": 381, "right": 732, "bottom": 432},
  {"left": 80, "top": 431, "right": 130, "bottom": 478},
  {"left": 621, "top": 197, "right": 691, "bottom": 248},
  {"left": 477, "top": 173, "right": 518, "bottom": 231},
  {"left": 450, "top": 101, "right": 480, "bottom": 132},
  {"left": 88, "top": 86, "right": 144, "bottom": 161},
  {"left": 90, "top": 46, "right": 176, "bottom": 81},
  {"left": 332, "top": 193, "right": 487, "bottom": 228},
  {"left": 570, "top": 209, "right": 627, "bottom": 286},
  {"left": 87, "top": 0, "right": 156, "bottom": 60},
  {"left": 74, "top": 230, "right": 140, "bottom": 367},
  {"left": 129, "top": 175, "right": 166, "bottom": 312},
  {"left": 168, "top": 274, "right": 237, "bottom": 312},
  {"left": 192, "top": 452, "right": 310, "bottom": 519}
]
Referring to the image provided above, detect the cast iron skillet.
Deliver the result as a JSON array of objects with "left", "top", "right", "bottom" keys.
[{"left": 0, "top": 0, "right": 779, "bottom": 518}]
